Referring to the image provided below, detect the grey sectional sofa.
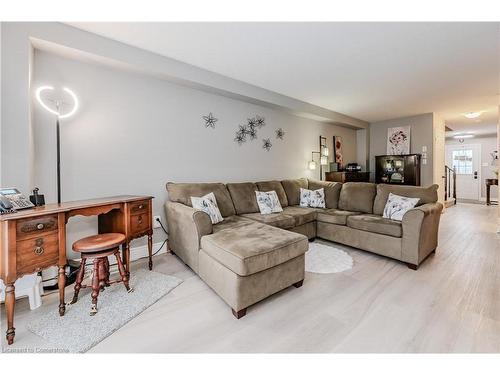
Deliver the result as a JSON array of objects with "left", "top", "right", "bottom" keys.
[{"left": 165, "top": 179, "right": 443, "bottom": 318}]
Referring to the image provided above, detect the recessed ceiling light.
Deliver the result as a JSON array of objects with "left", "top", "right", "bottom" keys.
[
  {"left": 453, "top": 134, "right": 475, "bottom": 139},
  {"left": 463, "top": 112, "right": 482, "bottom": 119}
]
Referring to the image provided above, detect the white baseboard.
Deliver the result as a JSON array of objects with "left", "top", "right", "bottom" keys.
[{"left": 128, "top": 240, "right": 168, "bottom": 263}]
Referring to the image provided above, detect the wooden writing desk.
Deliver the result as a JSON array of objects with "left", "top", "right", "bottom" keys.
[{"left": 0, "top": 195, "right": 153, "bottom": 345}]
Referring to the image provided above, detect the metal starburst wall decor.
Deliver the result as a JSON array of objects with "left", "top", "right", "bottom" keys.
[
  {"left": 262, "top": 138, "right": 272, "bottom": 151},
  {"left": 275, "top": 128, "right": 285, "bottom": 140},
  {"left": 203, "top": 112, "right": 218, "bottom": 128},
  {"left": 233, "top": 115, "right": 266, "bottom": 145}
]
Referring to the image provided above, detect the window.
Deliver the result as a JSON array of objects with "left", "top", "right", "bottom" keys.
[{"left": 452, "top": 149, "right": 473, "bottom": 175}]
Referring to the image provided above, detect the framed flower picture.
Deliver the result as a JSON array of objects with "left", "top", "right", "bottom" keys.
[
  {"left": 333, "top": 136, "right": 344, "bottom": 169},
  {"left": 387, "top": 126, "right": 411, "bottom": 155}
]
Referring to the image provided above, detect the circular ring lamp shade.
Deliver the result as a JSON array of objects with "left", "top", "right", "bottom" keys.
[{"left": 35, "top": 86, "right": 79, "bottom": 118}]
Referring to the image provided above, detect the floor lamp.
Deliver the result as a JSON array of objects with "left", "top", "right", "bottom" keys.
[
  {"left": 35, "top": 86, "right": 79, "bottom": 204},
  {"left": 308, "top": 135, "right": 329, "bottom": 180}
]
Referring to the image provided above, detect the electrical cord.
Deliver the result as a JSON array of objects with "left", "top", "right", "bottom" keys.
[{"left": 157, "top": 217, "right": 169, "bottom": 236}]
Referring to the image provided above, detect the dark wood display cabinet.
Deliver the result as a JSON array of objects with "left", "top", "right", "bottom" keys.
[{"left": 375, "top": 154, "right": 421, "bottom": 186}]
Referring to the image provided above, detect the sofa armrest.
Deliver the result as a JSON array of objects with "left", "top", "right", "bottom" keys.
[
  {"left": 401, "top": 202, "right": 443, "bottom": 266},
  {"left": 165, "top": 201, "right": 213, "bottom": 272}
]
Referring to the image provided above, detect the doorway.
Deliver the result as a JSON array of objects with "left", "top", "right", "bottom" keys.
[{"left": 445, "top": 143, "right": 481, "bottom": 201}]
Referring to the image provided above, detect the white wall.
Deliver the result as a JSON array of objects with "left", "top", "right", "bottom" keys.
[
  {"left": 446, "top": 135, "right": 498, "bottom": 200},
  {"left": 1, "top": 22, "right": 367, "bottom": 197},
  {"left": 33, "top": 50, "right": 358, "bottom": 257},
  {"left": 433, "top": 113, "right": 446, "bottom": 203},
  {"left": 0, "top": 22, "right": 2, "bottom": 187},
  {"left": 356, "top": 128, "right": 369, "bottom": 171},
  {"left": 498, "top": 106, "right": 500, "bottom": 228}
]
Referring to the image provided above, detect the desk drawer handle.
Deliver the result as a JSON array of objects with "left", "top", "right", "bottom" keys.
[
  {"left": 138, "top": 216, "right": 143, "bottom": 224},
  {"left": 34, "top": 246, "right": 44, "bottom": 255},
  {"left": 37, "top": 223, "right": 45, "bottom": 230},
  {"left": 138, "top": 204, "right": 144, "bottom": 209}
]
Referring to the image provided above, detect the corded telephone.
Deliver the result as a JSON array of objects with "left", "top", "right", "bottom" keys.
[
  {"left": 0, "top": 187, "right": 35, "bottom": 213},
  {"left": 0, "top": 195, "right": 15, "bottom": 214}
]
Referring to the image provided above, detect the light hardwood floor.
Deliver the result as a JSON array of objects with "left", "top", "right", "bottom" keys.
[{"left": 2, "top": 203, "right": 499, "bottom": 353}]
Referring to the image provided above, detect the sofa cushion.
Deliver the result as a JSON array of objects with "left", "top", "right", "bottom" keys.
[
  {"left": 373, "top": 184, "right": 439, "bottom": 215},
  {"left": 347, "top": 214, "right": 402, "bottom": 238},
  {"left": 308, "top": 180, "right": 342, "bottom": 209},
  {"left": 213, "top": 215, "right": 255, "bottom": 233},
  {"left": 167, "top": 182, "right": 236, "bottom": 217},
  {"left": 338, "top": 182, "right": 377, "bottom": 213},
  {"left": 316, "top": 208, "right": 360, "bottom": 225},
  {"left": 282, "top": 206, "right": 318, "bottom": 226},
  {"left": 255, "top": 190, "right": 283, "bottom": 214},
  {"left": 226, "top": 182, "right": 260, "bottom": 214},
  {"left": 191, "top": 192, "right": 223, "bottom": 224},
  {"left": 255, "top": 180, "right": 289, "bottom": 207},
  {"left": 299, "top": 187, "right": 325, "bottom": 208},
  {"left": 382, "top": 193, "right": 420, "bottom": 221},
  {"left": 281, "top": 178, "right": 308, "bottom": 206},
  {"left": 240, "top": 212, "right": 295, "bottom": 229},
  {"left": 201, "top": 222, "right": 308, "bottom": 276}
]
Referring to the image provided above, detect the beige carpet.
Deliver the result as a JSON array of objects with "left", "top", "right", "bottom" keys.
[{"left": 27, "top": 269, "right": 182, "bottom": 353}]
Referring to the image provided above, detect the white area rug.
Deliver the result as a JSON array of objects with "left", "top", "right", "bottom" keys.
[
  {"left": 305, "top": 242, "right": 354, "bottom": 274},
  {"left": 27, "top": 269, "right": 182, "bottom": 353}
]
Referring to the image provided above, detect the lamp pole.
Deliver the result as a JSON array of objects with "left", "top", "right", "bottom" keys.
[
  {"left": 35, "top": 86, "right": 79, "bottom": 205},
  {"left": 56, "top": 103, "right": 62, "bottom": 204}
]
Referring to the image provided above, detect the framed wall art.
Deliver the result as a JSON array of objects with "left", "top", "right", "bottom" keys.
[{"left": 387, "top": 126, "right": 411, "bottom": 155}]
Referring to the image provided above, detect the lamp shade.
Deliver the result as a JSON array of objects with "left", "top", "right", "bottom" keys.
[
  {"left": 35, "top": 86, "right": 79, "bottom": 119},
  {"left": 308, "top": 160, "right": 317, "bottom": 170},
  {"left": 322, "top": 146, "right": 329, "bottom": 157},
  {"left": 320, "top": 156, "right": 328, "bottom": 165}
]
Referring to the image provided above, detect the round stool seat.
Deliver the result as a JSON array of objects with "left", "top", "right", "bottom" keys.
[{"left": 72, "top": 233, "right": 126, "bottom": 253}]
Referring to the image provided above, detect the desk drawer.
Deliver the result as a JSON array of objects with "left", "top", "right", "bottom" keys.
[
  {"left": 16, "top": 215, "right": 58, "bottom": 240},
  {"left": 130, "top": 213, "right": 150, "bottom": 235},
  {"left": 17, "top": 232, "right": 59, "bottom": 275},
  {"left": 130, "top": 200, "right": 149, "bottom": 214}
]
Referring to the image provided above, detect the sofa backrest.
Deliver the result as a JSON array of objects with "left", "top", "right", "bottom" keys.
[
  {"left": 307, "top": 180, "right": 342, "bottom": 209},
  {"left": 166, "top": 182, "right": 236, "bottom": 217},
  {"left": 373, "top": 184, "right": 439, "bottom": 215},
  {"left": 255, "top": 180, "right": 289, "bottom": 207},
  {"left": 167, "top": 179, "right": 436, "bottom": 218},
  {"left": 281, "top": 178, "right": 308, "bottom": 206},
  {"left": 226, "top": 182, "right": 260, "bottom": 214},
  {"left": 338, "top": 182, "right": 377, "bottom": 213}
]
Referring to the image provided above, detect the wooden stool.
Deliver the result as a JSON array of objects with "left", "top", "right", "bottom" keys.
[{"left": 71, "top": 233, "right": 132, "bottom": 315}]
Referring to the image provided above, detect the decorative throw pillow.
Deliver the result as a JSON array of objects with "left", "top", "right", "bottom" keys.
[
  {"left": 383, "top": 193, "right": 420, "bottom": 221},
  {"left": 299, "top": 187, "right": 326, "bottom": 208},
  {"left": 255, "top": 191, "right": 283, "bottom": 214},
  {"left": 190, "top": 192, "right": 223, "bottom": 224}
]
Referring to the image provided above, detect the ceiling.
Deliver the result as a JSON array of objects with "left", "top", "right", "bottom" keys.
[{"left": 68, "top": 22, "right": 499, "bottom": 132}]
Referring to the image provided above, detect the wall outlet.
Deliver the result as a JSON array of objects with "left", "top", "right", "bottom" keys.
[{"left": 153, "top": 215, "right": 162, "bottom": 229}]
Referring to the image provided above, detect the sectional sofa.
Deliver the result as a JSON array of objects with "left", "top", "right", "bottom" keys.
[{"left": 165, "top": 179, "right": 443, "bottom": 318}]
